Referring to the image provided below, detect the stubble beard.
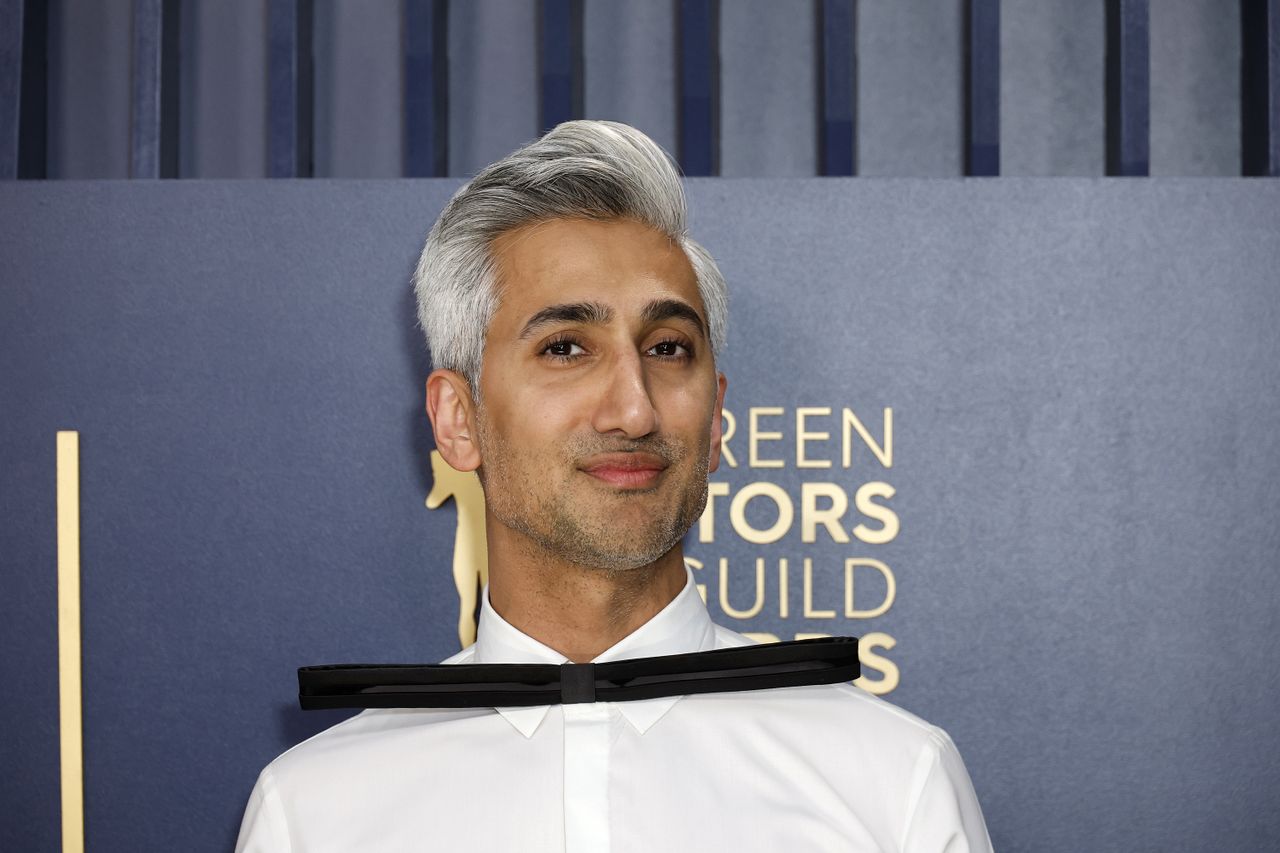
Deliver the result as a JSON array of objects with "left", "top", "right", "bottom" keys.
[{"left": 475, "top": 413, "right": 710, "bottom": 572}]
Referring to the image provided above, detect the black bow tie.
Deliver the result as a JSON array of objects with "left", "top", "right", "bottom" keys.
[{"left": 299, "top": 636, "right": 859, "bottom": 710}]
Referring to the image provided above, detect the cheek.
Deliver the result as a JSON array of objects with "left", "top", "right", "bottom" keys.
[
  {"left": 504, "top": 389, "right": 582, "bottom": 451},
  {"left": 657, "top": 385, "right": 717, "bottom": 444},
  {"left": 525, "top": 376, "right": 601, "bottom": 419}
]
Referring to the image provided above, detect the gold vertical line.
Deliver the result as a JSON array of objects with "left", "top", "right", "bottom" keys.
[{"left": 56, "top": 431, "right": 85, "bottom": 853}]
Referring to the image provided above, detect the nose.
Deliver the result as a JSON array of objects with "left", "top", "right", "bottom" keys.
[{"left": 590, "top": 351, "right": 659, "bottom": 438}]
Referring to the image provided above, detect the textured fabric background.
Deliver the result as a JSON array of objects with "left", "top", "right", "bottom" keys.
[{"left": 2, "top": 179, "right": 1278, "bottom": 851}]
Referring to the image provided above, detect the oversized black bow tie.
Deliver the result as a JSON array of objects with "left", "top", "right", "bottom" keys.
[{"left": 299, "top": 636, "right": 859, "bottom": 710}]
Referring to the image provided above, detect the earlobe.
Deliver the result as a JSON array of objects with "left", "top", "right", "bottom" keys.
[
  {"left": 707, "top": 372, "right": 728, "bottom": 473},
  {"left": 426, "top": 370, "right": 482, "bottom": 472}
]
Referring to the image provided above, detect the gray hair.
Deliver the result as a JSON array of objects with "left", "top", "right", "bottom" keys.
[{"left": 412, "top": 120, "right": 728, "bottom": 390}]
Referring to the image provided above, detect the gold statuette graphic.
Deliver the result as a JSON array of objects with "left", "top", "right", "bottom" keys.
[{"left": 425, "top": 450, "right": 489, "bottom": 648}]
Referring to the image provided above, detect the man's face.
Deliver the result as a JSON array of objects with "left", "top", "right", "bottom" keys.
[{"left": 473, "top": 217, "right": 726, "bottom": 571}]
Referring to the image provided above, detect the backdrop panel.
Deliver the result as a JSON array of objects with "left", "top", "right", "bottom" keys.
[{"left": 2, "top": 179, "right": 1277, "bottom": 852}]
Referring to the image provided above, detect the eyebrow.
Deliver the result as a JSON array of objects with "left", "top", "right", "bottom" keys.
[
  {"left": 519, "top": 302, "right": 615, "bottom": 339},
  {"left": 640, "top": 298, "right": 708, "bottom": 339},
  {"left": 518, "top": 298, "right": 709, "bottom": 341}
]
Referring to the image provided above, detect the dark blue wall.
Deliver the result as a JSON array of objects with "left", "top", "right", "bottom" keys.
[{"left": 3, "top": 179, "right": 1279, "bottom": 851}]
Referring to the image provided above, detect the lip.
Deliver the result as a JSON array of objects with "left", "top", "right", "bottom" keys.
[{"left": 579, "top": 452, "right": 669, "bottom": 489}]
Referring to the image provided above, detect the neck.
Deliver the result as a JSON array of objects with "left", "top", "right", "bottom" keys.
[{"left": 484, "top": 520, "right": 688, "bottom": 663}]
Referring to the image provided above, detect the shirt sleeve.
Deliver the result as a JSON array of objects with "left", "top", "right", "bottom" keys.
[
  {"left": 235, "top": 766, "right": 294, "bottom": 853},
  {"left": 900, "top": 727, "right": 993, "bottom": 853}
]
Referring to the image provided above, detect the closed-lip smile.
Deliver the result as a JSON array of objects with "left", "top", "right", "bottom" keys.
[{"left": 579, "top": 452, "right": 669, "bottom": 489}]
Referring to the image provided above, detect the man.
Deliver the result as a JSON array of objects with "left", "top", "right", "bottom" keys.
[{"left": 236, "top": 120, "right": 992, "bottom": 852}]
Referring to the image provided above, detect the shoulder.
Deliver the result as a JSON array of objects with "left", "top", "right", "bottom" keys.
[
  {"left": 266, "top": 645, "right": 492, "bottom": 785},
  {"left": 693, "top": 624, "right": 988, "bottom": 846},
  {"left": 706, "top": 623, "right": 946, "bottom": 752},
  {"left": 237, "top": 647, "right": 519, "bottom": 849}
]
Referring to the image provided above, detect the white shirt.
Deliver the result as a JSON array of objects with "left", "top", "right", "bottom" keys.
[{"left": 236, "top": 570, "right": 992, "bottom": 852}]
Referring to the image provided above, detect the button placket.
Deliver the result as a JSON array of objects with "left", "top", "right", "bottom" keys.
[{"left": 562, "top": 703, "right": 612, "bottom": 853}]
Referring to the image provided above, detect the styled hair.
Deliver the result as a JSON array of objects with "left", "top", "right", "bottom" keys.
[{"left": 412, "top": 120, "right": 728, "bottom": 389}]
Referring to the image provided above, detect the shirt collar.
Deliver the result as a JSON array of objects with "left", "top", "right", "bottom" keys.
[{"left": 470, "top": 565, "right": 716, "bottom": 738}]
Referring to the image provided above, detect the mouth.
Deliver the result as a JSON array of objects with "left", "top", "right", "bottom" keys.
[{"left": 579, "top": 452, "right": 670, "bottom": 490}]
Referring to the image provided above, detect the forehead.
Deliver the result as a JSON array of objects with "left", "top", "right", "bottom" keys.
[{"left": 488, "top": 217, "right": 702, "bottom": 322}]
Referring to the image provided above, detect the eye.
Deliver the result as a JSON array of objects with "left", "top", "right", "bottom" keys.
[
  {"left": 540, "top": 337, "right": 586, "bottom": 361},
  {"left": 647, "top": 339, "right": 692, "bottom": 360}
]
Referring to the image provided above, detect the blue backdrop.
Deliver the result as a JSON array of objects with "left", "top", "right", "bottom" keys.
[{"left": 3, "top": 179, "right": 1278, "bottom": 851}]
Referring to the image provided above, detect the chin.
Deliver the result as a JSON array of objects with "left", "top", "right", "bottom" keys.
[
  {"left": 556, "top": 518, "right": 682, "bottom": 571},
  {"left": 576, "top": 544, "right": 677, "bottom": 573}
]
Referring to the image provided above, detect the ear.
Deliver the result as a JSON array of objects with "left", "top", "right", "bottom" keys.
[
  {"left": 707, "top": 372, "right": 728, "bottom": 473},
  {"left": 426, "top": 369, "right": 482, "bottom": 472}
]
